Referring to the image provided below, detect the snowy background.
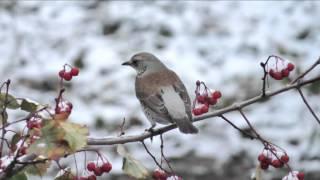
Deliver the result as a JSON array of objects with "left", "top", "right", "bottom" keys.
[{"left": 0, "top": 1, "right": 320, "bottom": 180}]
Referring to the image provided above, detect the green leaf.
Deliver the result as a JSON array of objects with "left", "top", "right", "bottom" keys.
[
  {"left": 0, "top": 110, "right": 8, "bottom": 124},
  {"left": 0, "top": 93, "right": 20, "bottom": 109},
  {"left": 25, "top": 159, "right": 51, "bottom": 176},
  {"left": 117, "top": 145, "right": 150, "bottom": 179},
  {"left": 9, "top": 172, "right": 28, "bottom": 180},
  {"left": 60, "top": 122, "right": 88, "bottom": 151},
  {"left": 20, "top": 98, "right": 39, "bottom": 112}
]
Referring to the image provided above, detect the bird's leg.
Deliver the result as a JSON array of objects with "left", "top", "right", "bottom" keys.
[{"left": 145, "top": 123, "right": 156, "bottom": 142}]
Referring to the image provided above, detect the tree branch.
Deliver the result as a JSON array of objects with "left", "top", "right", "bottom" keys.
[{"left": 87, "top": 74, "right": 320, "bottom": 146}]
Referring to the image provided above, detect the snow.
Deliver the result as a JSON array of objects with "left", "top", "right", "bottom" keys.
[{"left": 0, "top": 1, "right": 320, "bottom": 179}]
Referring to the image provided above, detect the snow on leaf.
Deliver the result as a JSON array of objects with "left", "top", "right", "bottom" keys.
[
  {"left": 60, "top": 121, "right": 88, "bottom": 151},
  {"left": 117, "top": 144, "right": 150, "bottom": 179}
]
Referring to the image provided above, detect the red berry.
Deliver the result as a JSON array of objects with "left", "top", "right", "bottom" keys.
[
  {"left": 59, "top": 70, "right": 65, "bottom": 78},
  {"left": 101, "top": 162, "right": 112, "bottom": 173},
  {"left": 271, "top": 159, "right": 283, "bottom": 168},
  {"left": 87, "top": 162, "right": 96, "bottom": 172},
  {"left": 258, "top": 154, "right": 266, "bottom": 162},
  {"left": 208, "top": 97, "right": 217, "bottom": 105},
  {"left": 94, "top": 168, "right": 103, "bottom": 176},
  {"left": 87, "top": 175, "right": 96, "bottom": 180},
  {"left": 212, "top": 91, "right": 222, "bottom": 99},
  {"left": 70, "top": 67, "right": 80, "bottom": 76},
  {"left": 287, "top": 63, "right": 295, "bottom": 71},
  {"left": 297, "top": 172, "right": 304, "bottom": 180},
  {"left": 196, "top": 80, "right": 201, "bottom": 86},
  {"left": 197, "top": 95, "right": 206, "bottom": 104},
  {"left": 281, "top": 69, "right": 290, "bottom": 77},
  {"left": 192, "top": 108, "right": 202, "bottom": 116},
  {"left": 200, "top": 105, "right": 209, "bottom": 114},
  {"left": 19, "top": 146, "right": 27, "bottom": 155},
  {"left": 269, "top": 69, "right": 283, "bottom": 80},
  {"left": 153, "top": 169, "right": 168, "bottom": 180},
  {"left": 79, "top": 177, "right": 87, "bottom": 180},
  {"left": 280, "top": 154, "right": 289, "bottom": 163},
  {"left": 260, "top": 162, "right": 269, "bottom": 170},
  {"left": 63, "top": 72, "right": 73, "bottom": 81}
]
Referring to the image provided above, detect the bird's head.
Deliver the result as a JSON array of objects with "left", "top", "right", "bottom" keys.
[{"left": 122, "top": 52, "right": 167, "bottom": 76}]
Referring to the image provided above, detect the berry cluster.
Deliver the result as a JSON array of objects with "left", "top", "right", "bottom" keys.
[
  {"left": 59, "top": 65, "right": 79, "bottom": 81},
  {"left": 266, "top": 56, "right": 295, "bottom": 80},
  {"left": 258, "top": 149, "right": 289, "bottom": 170},
  {"left": 282, "top": 171, "right": 305, "bottom": 180},
  {"left": 152, "top": 169, "right": 182, "bottom": 180},
  {"left": 192, "top": 80, "right": 222, "bottom": 116},
  {"left": 77, "top": 161, "right": 112, "bottom": 179}
]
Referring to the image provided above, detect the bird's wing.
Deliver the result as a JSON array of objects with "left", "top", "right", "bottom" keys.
[
  {"left": 170, "top": 71, "right": 193, "bottom": 121},
  {"left": 139, "top": 93, "right": 173, "bottom": 124}
]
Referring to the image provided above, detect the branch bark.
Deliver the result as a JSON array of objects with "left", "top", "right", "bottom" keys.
[{"left": 87, "top": 74, "right": 320, "bottom": 146}]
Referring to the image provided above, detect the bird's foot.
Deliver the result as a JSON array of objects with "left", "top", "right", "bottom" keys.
[{"left": 145, "top": 127, "right": 155, "bottom": 142}]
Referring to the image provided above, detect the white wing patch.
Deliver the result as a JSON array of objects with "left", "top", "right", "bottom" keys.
[{"left": 160, "top": 86, "right": 186, "bottom": 119}]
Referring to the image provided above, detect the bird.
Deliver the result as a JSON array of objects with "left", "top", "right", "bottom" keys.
[{"left": 122, "top": 52, "right": 198, "bottom": 134}]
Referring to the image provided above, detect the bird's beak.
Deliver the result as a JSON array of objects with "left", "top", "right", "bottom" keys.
[{"left": 122, "top": 61, "right": 131, "bottom": 66}]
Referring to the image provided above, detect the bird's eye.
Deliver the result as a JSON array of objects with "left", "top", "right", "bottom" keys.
[{"left": 132, "top": 60, "right": 138, "bottom": 65}]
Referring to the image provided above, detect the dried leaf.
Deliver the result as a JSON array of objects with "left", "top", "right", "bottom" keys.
[
  {"left": 60, "top": 121, "right": 88, "bottom": 151},
  {"left": 117, "top": 145, "right": 150, "bottom": 179},
  {"left": 25, "top": 158, "right": 51, "bottom": 176}
]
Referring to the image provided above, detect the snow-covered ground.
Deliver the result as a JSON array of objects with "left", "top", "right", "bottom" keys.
[{"left": 0, "top": 1, "right": 320, "bottom": 179}]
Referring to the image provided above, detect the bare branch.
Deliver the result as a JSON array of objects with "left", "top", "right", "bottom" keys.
[
  {"left": 87, "top": 74, "right": 320, "bottom": 146},
  {"left": 297, "top": 87, "right": 320, "bottom": 125}
]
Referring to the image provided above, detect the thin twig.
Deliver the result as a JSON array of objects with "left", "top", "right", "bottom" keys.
[
  {"left": 297, "top": 87, "right": 320, "bottom": 125},
  {"left": 291, "top": 56, "right": 320, "bottom": 84},
  {"left": 141, "top": 141, "right": 169, "bottom": 174},
  {"left": 160, "top": 134, "right": 175, "bottom": 174},
  {"left": 219, "top": 115, "right": 256, "bottom": 140}
]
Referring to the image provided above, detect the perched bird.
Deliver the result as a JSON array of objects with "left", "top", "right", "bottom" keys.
[{"left": 122, "top": 52, "right": 198, "bottom": 134}]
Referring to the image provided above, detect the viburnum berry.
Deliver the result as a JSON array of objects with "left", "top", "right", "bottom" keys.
[
  {"left": 101, "top": 162, "right": 112, "bottom": 173},
  {"left": 59, "top": 70, "right": 65, "bottom": 78},
  {"left": 258, "top": 153, "right": 266, "bottom": 162},
  {"left": 297, "top": 172, "right": 304, "bottom": 180},
  {"left": 269, "top": 69, "right": 283, "bottom": 80},
  {"left": 212, "top": 91, "right": 222, "bottom": 99},
  {"left": 271, "top": 159, "right": 283, "bottom": 168},
  {"left": 19, "top": 146, "right": 27, "bottom": 155},
  {"left": 63, "top": 72, "right": 73, "bottom": 81},
  {"left": 70, "top": 67, "right": 80, "bottom": 76},
  {"left": 94, "top": 167, "right": 103, "bottom": 176},
  {"left": 208, "top": 97, "right": 217, "bottom": 105},
  {"left": 152, "top": 169, "right": 168, "bottom": 180},
  {"left": 87, "top": 175, "right": 97, "bottom": 180},
  {"left": 200, "top": 104, "right": 209, "bottom": 114},
  {"left": 260, "top": 162, "right": 269, "bottom": 170},
  {"left": 280, "top": 154, "right": 289, "bottom": 163},
  {"left": 192, "top": 108, "right": 202, "bottom": 116},
  {"left": 79, "top": 177, "right": 87, "bottom": 180},
  {"left": 87, "top": 162, "right": 96, "bottom": 172},
  {"left": 281, "top": 69, "right": 290, "bottom": 77},
  {"left": 197, "top": 95, "right": 206, "bottom": 104},
  {"left": 287, "top": 63, "right": 295, "bottom": 71}
]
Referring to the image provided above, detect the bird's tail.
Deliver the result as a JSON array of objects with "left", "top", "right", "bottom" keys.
[{"left": 175, "top": 118, "right": 198, "bottom": 134}]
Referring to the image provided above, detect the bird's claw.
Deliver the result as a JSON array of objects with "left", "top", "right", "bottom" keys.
[{"left": 145, "top": 127, "right": 155, "bottom": 142}]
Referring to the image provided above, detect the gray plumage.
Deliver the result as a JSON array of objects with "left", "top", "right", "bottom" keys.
[{"left": 122, "top": 52, "right": 198, "bottom": 134}]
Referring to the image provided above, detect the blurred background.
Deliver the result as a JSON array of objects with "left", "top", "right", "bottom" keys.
[{"left": 0, "top": 1, "right": 320, "bottom": 180}]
